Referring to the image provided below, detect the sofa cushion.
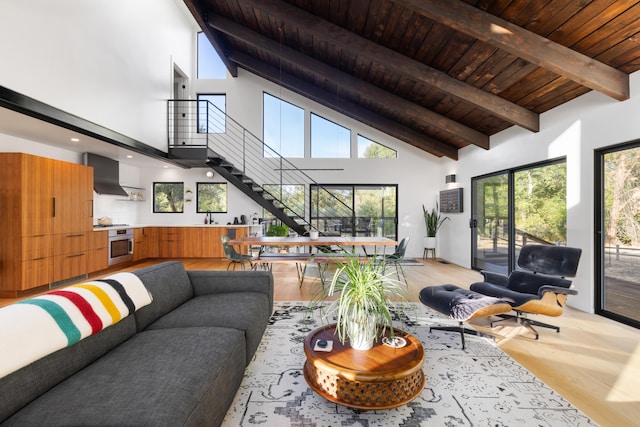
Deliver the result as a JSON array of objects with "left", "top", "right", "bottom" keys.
[
  {"left": 3, "top": 326, "right": 246, "bottom": 427},
  {"left": 146, "top": 292, "right": 271, "bottom": 365},
  {"left": 0, "top": 316, "right": 137, "bottom": 424},
  {"left": 133, "top": 261, "right": 194, "bottom": 331},
  {"left": 187, "top": 269, "right": 274, "bottom": 310}
]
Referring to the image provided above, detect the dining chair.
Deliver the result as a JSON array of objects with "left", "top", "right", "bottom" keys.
[
  {"left": 221, "top": 236, "right": 256, "bottom": 270},
  {"left": 374, "top": 236, "right": 410, "bottom": 284}
]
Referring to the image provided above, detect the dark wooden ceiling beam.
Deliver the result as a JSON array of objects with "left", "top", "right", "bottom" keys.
[
  {"left": 396, "top": 0, "right": 630, "bottom": 101},
  {"left": 182, "top": 0, "right": 238, "bottom": 77},
  {"left": 239, "top": 0, "right": 539, "bottom": 132},
  {"left": 229, "top": 52, "right": 459, "bottom": 160},
  {"left": 208, "top": 15, "right": 489, "bottom": 150}
]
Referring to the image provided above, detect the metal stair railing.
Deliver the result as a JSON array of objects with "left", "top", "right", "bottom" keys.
[{"left": 168, "top": 99, "right": 354, "bottom": 234}]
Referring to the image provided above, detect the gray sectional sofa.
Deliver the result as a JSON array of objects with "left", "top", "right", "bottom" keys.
[{"left": 0, "top": 261, "right": 274, "bottom": 426}]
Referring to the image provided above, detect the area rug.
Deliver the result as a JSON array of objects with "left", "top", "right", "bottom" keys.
[
  {"left": 397, "top": 258, "right": 424, "bottom": 266},
  {"left": 222, "top": 302, "right": 597, "bottom": 427}
]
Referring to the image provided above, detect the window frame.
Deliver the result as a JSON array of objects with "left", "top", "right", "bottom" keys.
[
  {"left": 310, "top": 113, "right": 351, "bottom": 158},
  {"left": 196, "top": 182, "right": 228, "bottom": 213},
  {"left": 197, "top": 32, "right": 227, "bottom": 79},
  {"left": 197, "top": 93, "right": 226, "bottom": 134},
  {"left": 153, "top": 182, "right": 184, "bottom": 213},
  {"left": 263, "top": 92, "right": 305, "bottom": 158},
  {"left": 357, "top": 134, "right": 397, "bottom": 158},
  {"left": 310, "top": 183, "right": 398, "bottom": 240}
]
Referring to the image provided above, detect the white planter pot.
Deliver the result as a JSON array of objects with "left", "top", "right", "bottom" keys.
[
  {"left": 348, "top": 318, "right": 377, "bottom": 351},
  {"left": 424, "top": 236, "right": 437, "bottom": 249}
]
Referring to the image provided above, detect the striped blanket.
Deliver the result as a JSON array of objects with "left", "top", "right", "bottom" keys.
[{"left": 0, "top": 273, "right": 153, "bottom": 379}]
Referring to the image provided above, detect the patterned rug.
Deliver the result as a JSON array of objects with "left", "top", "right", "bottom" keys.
[{"left": 222, "top": 302, "right": 597, "bottom": 427}]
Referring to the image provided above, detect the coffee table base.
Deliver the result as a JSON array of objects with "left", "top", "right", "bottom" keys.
[{"left": 303, "top": 360, "right": 425, "bottom": 410}]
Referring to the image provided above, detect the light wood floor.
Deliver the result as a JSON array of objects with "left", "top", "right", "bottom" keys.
[{"left": 3, "top": 258, "right": 638, "bottom": 427}]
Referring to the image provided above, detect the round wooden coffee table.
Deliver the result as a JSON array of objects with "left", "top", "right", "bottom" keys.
[{"left": 303, "top": 323, "right": 425, "bottom": 410}]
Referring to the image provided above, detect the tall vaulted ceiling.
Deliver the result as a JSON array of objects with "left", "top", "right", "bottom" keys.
[{"left": 184, "top": 0, "right": 640, "bottom": 159}]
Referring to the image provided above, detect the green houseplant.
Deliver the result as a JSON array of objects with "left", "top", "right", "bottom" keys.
[
  {"left": 266, "top": 223, "right": 290, "bottom": 253},
  {"left": 315, "top": 251, "right": 407, "bottom": 350},
  {"left": 266, "top": 224, "right": 289, "bottom": 236},
  {"left": 423, "top": 203, "right": 449, "bottom": 238},
  {"left": 422, "top": 203, "right": 449, "bottom": 252}
]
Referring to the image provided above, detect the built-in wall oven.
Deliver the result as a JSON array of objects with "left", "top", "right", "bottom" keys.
[{"left": 108, "top": 228, "right": 133, "bottom": 266}]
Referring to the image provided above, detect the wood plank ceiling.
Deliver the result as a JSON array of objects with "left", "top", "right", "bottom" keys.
[{"left": 184, "top": 0, "right": 640, "bottom": 160}]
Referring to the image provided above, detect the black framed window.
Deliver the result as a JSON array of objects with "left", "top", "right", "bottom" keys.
[
  {"left": 310, "top": 184, "right": 397, "bottom": 240},
  {"left": 153, "top": 182, "right": 184, "bottom": 213},
  {"left": 196, "top": 182, "right": 228, "bottom": 213}
]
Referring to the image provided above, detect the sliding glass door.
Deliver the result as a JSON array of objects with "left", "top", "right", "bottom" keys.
[
  {"left": 596, "top": 143, "right": 640, "bottom": 327},
  {"left": 471, "top": 173, "right": 509, "bottom": 273},
  {"left": 471, "top": 160, "right": 566, "bottom": 274}
]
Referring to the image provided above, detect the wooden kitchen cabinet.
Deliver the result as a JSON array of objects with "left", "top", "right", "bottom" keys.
[
  {"left": 87, "top": 230, "right": 109, "bottom": 273},
  {"left": 0, "top": 153, "right": 93, "bottom": 297},
  {"left": 53, "top": 160, "right": 93, "bottom": 234},
  {"left": 52, "top": 252, "right": 88, "bottom": 283},
  {"left": 144, "top": 226, "right": 249, "bottom": 260},
  {"left": 21, "top": 155, "right": 54, "bottom": 237},
  {"left": 156, "top": 227, "right": 185, "bottom": 258},
  {"left": 133, "top": 228, "right": 148, "bottom": 261},
  {"left": 52, "top": 232, "right": 89, "bottom": 282},
  {"left": 51, "top": 161, "right": 93, "bottom": 282}
]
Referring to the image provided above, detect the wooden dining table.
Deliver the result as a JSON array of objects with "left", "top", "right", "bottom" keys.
[
  {"left": 227, "top": 236, "right": 398, "bottom": 286},
  {"left": 226, "top": 235, "right": 397, "bottom": 249}
]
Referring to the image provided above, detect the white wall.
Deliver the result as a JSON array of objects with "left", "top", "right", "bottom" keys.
[
  {"left": 0, "top": 0, "right": 197, "bottom": 151},
  {"left": 438, "top": 71, "right": 640, "bottom": 313},
  {"left": 133, "top": 167, "right": 263, "bottom": 227}
]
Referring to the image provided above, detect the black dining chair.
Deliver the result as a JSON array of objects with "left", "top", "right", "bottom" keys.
[
  {"left": 373, "top": 237, "right": 410, "bottom": 284},
  {"left": 221, "top": 236, "right": 256, "bottom": 271}
]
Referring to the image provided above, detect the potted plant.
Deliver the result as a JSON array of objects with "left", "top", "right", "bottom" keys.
[
  {"left": 314, "top": 251, "right": 407, "bottom": 350},
  {"left": 266, "top": 223, "right": 290, "bottom": 253},
  {"left": 266, "top": 224, "right": 289, "bottom": 237},
  {"left": 423, "top": 203, "right": 449, "bottom": 249}
]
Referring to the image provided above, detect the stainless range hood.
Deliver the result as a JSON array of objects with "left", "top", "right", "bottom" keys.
[{"left": 83, "top": 153, "right": 128, "bottom": 196}]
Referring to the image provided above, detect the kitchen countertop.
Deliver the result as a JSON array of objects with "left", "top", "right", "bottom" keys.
[{"left": 92, "top": 224, "right": 260, "bottom": 231}]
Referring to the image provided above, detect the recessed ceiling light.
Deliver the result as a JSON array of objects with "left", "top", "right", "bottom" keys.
[
  {"left": 70, "top": 137, "right": 80, "bottom": 142},
  {"left": 126, "top": 155, "right": 133, "bottom": 159}
]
